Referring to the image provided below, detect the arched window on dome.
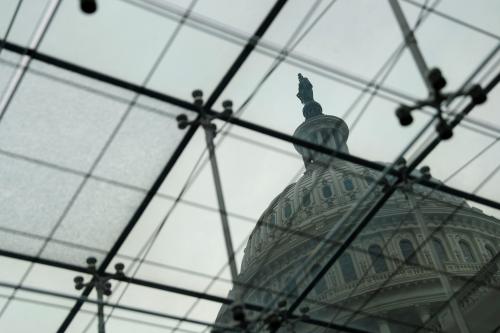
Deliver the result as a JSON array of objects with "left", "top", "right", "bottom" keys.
[
  {"left": 485, "top": 244, "right": 496, "bottom": 259},
  {"left": 485, "top": 244, "right": 498, "bottom": 269},
  {"left": 284, "top": 277, "right": 298, "bottom": 297},
  {"left": 339, "top": 253, "right": 357, "bottom": 283},
  {"left": 432, "top": 238, "right": 448, "bottom": 262},
  {"left": 321, "top": 181, "right": 333, "bottom": 199},
  {"left": 343, "top": 178, "right": 354, "bottom": 191},
  {"left": 268, "top": 213, "right": 277, "bottom": 233},
  {"left": 310, "top": 264, "right": 328, "bottom": 294},
  {"left": 283, "top": 201, "right": 293, "bottom": 220},
  {"left": 263, "top": 290, "right": 272, "bottom": 305},
  {"left": 302, "top": 190, "right": 312, "bottom": 207},
  {"left": 368, "top": 244, "right": 388, "bottom": 273},
  {"left": 399, "top": 239, "right": 418, "bottom": 265},
  {"left": 459, "top": 240, "right": 476, "bottom": 263}
]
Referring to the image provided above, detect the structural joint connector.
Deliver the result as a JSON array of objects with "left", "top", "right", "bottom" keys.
[
  {"left": 73, "top": 256, "right": 125, "bottom": 295},
  {"left": 395, "top": 67, "right": 487, "bottom": 140},
  {"left": 176, "top": 89, "right": 234, "bottom": 136}
]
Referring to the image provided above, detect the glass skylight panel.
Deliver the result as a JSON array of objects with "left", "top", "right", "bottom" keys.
[
  {"left": 0, "top": 0, "right": 50, "bottom": 46},
  {"left": 138, "top": 202, "right": 237, "bottom": 279},
  {"left": 0, "top": 51, "right": 20, "bottom": 96},
  {"left": 422, "top": 0, "right": 500, "bottom": 37},
  {"left": 146, "top": 25, "right": 243, "bottom": 101},
  {"left": 192, "top": 0, "right": 275, "bottom": 35},
  {"left": 264, "top": 0, "right": 408, "bottom": 81},
  {"left": 0, "top": 299, "right": 70, "bottom": 332},
  {"left": 0, "top": 49, "right": 188, "bottom": 264},
  {"left": 0, "top": 154, "right": 83, "bottom": 258},
  {"left": 408, "top": 3, "right": 499, "bottom": 92},
  {"left": 0, "top": 62, "right": 132, "bottom": 173},
  {"left": 41, "top": 179, "right": 145, "bottom": 264},
  {"left": 92, "top": 104, "right": 186, "bottom": 189},
  {"left": 39, "top": 0, "right": 181, "bottom": 84}
]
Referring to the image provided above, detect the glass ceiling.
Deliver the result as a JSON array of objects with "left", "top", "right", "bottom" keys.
[{"left": 0, "top": 0, "right": 499, "bottom": 332}]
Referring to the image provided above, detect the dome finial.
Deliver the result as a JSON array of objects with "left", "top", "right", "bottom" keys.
[{"left": 296, "top": 73, "right": 322, "bottom": 119}]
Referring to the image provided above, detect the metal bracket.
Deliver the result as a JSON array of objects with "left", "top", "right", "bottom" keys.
[{"left": 73, "top": 257, "right": 125, "bottom": 333}]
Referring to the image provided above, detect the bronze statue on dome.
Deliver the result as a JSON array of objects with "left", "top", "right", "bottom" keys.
[
  {"left": 296, "top": 73, "right": 323, "bottom": 119},
  {"left": 296, "top": 73, "right": 314, "bottom": 104}
]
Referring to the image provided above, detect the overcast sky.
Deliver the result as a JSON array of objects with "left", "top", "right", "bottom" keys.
[{"left": 0, "top": 0, "right": 499, "bottom": 332}]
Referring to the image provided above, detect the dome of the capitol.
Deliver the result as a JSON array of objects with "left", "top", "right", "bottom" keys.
[{"left": 215, "top": 74, "right": 500, "bottom": 333}]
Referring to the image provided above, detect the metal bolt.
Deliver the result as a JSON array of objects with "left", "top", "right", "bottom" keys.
[{"left": 80, "top": 0, "right": 97, "bottom": 14}]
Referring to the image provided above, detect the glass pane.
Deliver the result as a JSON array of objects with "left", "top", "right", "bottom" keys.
[
  {"left": 0, "top": 50, "right": 20, "bottom": 97},
  {"left": 0, "top": 61, "right": 133, "bottom": 172},
  {"left": 430, "top": 0, "right": 500, "bottom": 37},
  {"left": 407, "top": 1, "right": 499, "bottom": 91},
  {"left": 146, "top": 25, "right": 243, "bottom": 101},
  {"left": 0, "top": 154, "right": 83, "bottom": 257},
  {"left": 0, "top": 0, "right": 50, "bottom": 46},
  {"left": 39, "top": 0, "right": 180, "bottom": 83},
  {"left": 0, "top": 58, "right": 188, "bottom": 264}
]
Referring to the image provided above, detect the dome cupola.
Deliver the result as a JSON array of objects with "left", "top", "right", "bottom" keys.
[{"left": 293, "top": 74, "right": 349, "bottom": 168}]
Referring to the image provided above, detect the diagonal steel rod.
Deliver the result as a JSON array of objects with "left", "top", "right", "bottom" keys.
[
  {"left": 388, "top": 0, "right": 432, "bottom": 93},
  {"left": 203, "top": 120, "right": 239, "bottom": 283}
]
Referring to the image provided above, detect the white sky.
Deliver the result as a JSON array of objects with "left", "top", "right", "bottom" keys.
[{"left": 0, "top": 0, "right": 500, "bottom": 332}]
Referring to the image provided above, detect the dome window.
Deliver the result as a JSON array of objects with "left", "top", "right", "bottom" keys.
[
  {"left": 269, "top": 213, "right": 277, "bottom": 233},
  {"left": 485, "top": 244, "right": 496, "bottom": 259},
  {"left": 399, "top": 239, "right": 418, "bottom": 265},
  {"left": 432, "top": 238, "right": 448, "bottom": 262},
  {"left": 459, "top": 240, "right": 476, "bottom": 263},
  {"left": 310, "top": 264, "right": 328, "bottom": 294},
  {"left": 302, "top": 191, "right": 312, "bottom": 207},
  {"left": 284, "top": 277, "right": 298, "bottom": 297},
  {"left": 321, "top": 182, "right": 333, "bottom": 198},
  {"left": 343, "top": 178, "right": 354, "bottom": 191},
  {"left": 368, "top": 244, "right": 388, "bottom": 273},
  {"left": 485, "top": 244, "right": 498, "bottom": 268},
  {"left": 339, "top": 253, "right": 357, "bottom": 283},
  {"left": 263, "top": 291, "right": 272, "bottom": 305},
  {"left": 283, "top": 201, "right": 293, "bottom": 219}
]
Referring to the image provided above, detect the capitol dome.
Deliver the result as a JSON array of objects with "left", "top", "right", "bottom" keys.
[{"left": 215, "top": 75, "right": 500, "bottom": 333}]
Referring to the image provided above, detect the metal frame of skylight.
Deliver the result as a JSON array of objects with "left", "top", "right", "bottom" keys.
[{"left": 0, "top": 0, "right": 499, "bottom": 332}]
